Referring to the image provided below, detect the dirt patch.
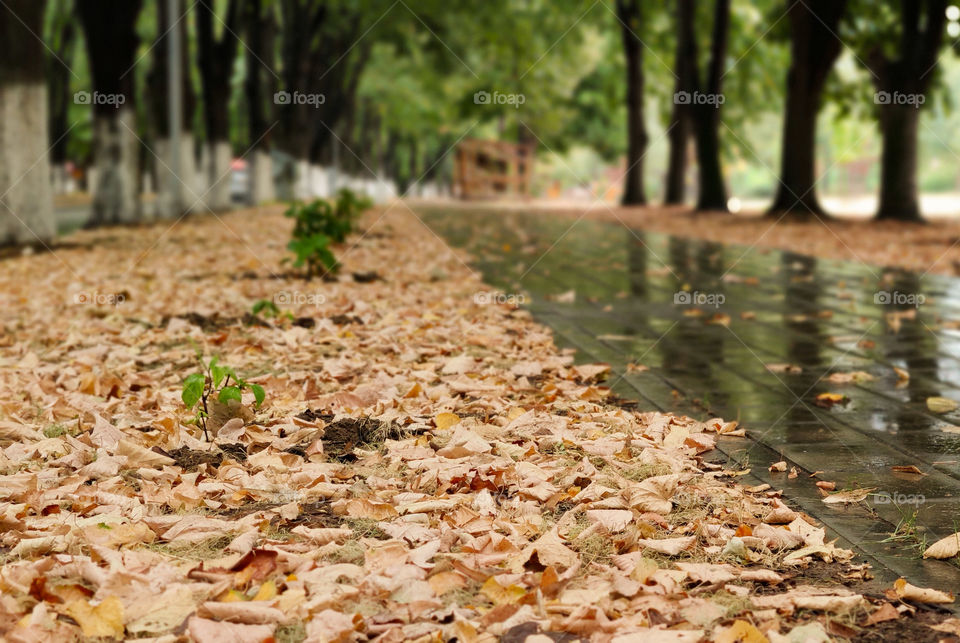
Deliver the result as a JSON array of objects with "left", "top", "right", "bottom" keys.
[
  {"left": 161, "top": 312, "right": 272, "bottom": 331},
  {"left": 330, "top": 314, "right": 364, "bottom": 325},
  {"left": 352, "top": 271, "right": 381, "bottom": 283},
  {"left": 218, "top": 442, "right": 248, "bottom": 462},
  {"left": 295, "top": 409, "right": 335, "bottom": 423},
  {"left": 278, "top": 501, "right": 343, "bottom": 529},
  {"left": 322, "top": 417, "right": 393, "bottom": 461},
  {"left": 156, "top": 443, "right": 247, "bottom": 469}
]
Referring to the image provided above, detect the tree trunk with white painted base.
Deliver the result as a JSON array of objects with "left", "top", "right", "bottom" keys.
[
  {"left": 0, "top": 1, "right": 56, "bottom": 246},
  {"left": 88, "top": 108, "right": 141, "bottom": 226},
  {"left": 0, "top": 0, "right": 55, "bottom": 246},
  {"left": 148, "top": 0, "right": 196, "bottom": 219},
  {"left": 77, "top": 0, "right": 144, "bottom": 226},
  {"left": 250, "top": 150, "right": 274, "bottom": 204},
  {"left": 197, "top": 0, "right": 240, "bottom": 212}
]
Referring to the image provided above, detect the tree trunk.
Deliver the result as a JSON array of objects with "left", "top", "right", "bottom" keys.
[
  {"left": 77, "top": 0, "right": 144, "bottom": 226},
  {"left": 693, "top": 106, "right": 727, "bottom": 211},
  {"left": 245, "top": 0, "right": 275, "bottom": 204},
  {"left": 197, "top": 0, "right": 239, "bottom": 212},
  {"left": 864, "top": 0, "right": 947, "bottom": 222},
  {"left": 769, "top": 82, "right": 822, "bottom": 215},
  {"left": 665, "top": 0, "right": 694, "bottom": 205},
  {"left": 148, "top": 0, "right": 198, "bottom": 219},
  {"left": 47, "top": 10, "right": 75, "bottom": 195},
  {"left": 768, "top": 0, "right": 847, "bottom": 217},
  {"left": 0, "top": 0, "right": 56, "bottom": 246},
  {"left": 617, "top": 0, "right": 647, "bottom": 206},
  {"left": 876, "top": 104, "right": 921, "bottom": 221},
  {"left": 692, "top": 0, "right": 730, "bottom": 213}
]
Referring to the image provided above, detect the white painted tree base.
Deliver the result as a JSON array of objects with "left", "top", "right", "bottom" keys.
[
  {"left": 90, "top": 107, "right": 140, "bottom": 225},
  {"left": 250, "top": 150, "right": 274, "bottom": 204},
  {"left": 0, "top": 81, "right": 55, "bottom": 244}
]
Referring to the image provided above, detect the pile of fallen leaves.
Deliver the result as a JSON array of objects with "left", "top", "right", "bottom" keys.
[{"left": 0, "top": 205, "right": 956, "bottom": 641}]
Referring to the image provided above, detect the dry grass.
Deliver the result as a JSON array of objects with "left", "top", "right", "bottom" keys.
[{"left": 144, "top": 533, "right": 235, "bottom": 561}]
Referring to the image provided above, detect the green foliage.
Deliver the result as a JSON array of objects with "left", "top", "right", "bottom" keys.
[
  {"left": 284, "top": 189, "right": 372, "bottom": 279},
  {"left": 181, "top": 355, "right": 265, "bottom": 441},
  {"left": 334, "top": 188, "right": 374, "bottom": 221},
  {"left": 251, "top": 299, "right": 281, "bottom": 318}
]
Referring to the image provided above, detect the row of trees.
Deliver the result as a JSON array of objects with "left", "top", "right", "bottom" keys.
[
  {"left": 0, "top": 0, "right": 954, "bottom": 250},
  {"left": 617, "top": 0, "right": 949, "bottom": 221}
]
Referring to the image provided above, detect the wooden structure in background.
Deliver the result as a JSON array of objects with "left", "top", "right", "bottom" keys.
[{"left": 454, "top": 138, "right": 536, "bottom": 199}]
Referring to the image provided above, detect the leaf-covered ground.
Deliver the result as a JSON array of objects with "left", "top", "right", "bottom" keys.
[{"left": 0, "top": 206, "right": 956, "bottom": 642}]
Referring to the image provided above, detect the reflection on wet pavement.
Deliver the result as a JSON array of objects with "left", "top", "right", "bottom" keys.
[{"left": 421, "top": 206, "right": 960, "bottom": 589}]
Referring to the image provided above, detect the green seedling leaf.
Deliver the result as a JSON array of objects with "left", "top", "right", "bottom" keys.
[
  {"left": 250, "top": 384, "right": 265, "bottom": 408},
  {"left": 218, "top": 386, "right": 242, "bottom": 404},
  {"left": 182, "top": 373, "right": 205, "bottom": 408}
]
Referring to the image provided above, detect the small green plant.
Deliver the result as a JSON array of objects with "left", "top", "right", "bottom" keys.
[
  {"left": 251, "top": 299, "right": 281, "bottom": 318},
  {"left": 284, "top": 199, "right": 339, "bottom": 279},
  {"left": 181, "top": 355, "right": 265, "bottom": 441},
  {"left": 283, "top": 190, "right": 371, "bottom": 280},
  {"left": 333, "top": 187, "right": 373, "bottom": 222}
]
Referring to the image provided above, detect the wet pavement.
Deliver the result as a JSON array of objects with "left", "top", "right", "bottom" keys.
[{"left": 420, "top": 205, "right": 960, "bottom": 595}]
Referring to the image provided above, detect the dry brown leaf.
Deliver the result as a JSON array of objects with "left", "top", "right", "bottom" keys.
[
  {"left": 922, "top": 532, "right": 960, "bottom": 559},
  {"left": 822, "top": 488, "right": 875, "bottom": 504},
  {"left": 893, "top": 578, "right": 954, "bottom": 603}
]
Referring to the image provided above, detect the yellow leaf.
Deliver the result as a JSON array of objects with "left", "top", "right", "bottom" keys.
[
  {"left": 480, "top": 576, "right": 526, "bottom": 605},
  {"left": 219, "top": 589, "right": 247, "bottom": 602},
  {"left": 252, "top": 580, "right": 277, "bottom": 601},
  {"left": 435, "top": 412, "right": 460, "bottom": 430},
  {"left": 403, "top": 383, "right": 422, "bottom": 398},
  {"left": 64, "top": 597, "right": 125, "bottom": 639},
  {"left": 507, "top": 407, "right": 526, "bottom": 420},
  {"left": 927, "top": 397, "right": 958, "bottom": 413},
  {"left": 714, "top": 619, "right": 769, "bottom": 643}
]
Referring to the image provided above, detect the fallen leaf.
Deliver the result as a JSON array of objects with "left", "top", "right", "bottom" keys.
[
  {"left": 891, "top": 465, "right": 926, "bottom": 476},
  {"left": 927, "top": 397, "right": 958, "bottom": 413},
  {"left": 434, "top": 412, "right": 461, "bottom": 430},
  {"left": 713, "top": 619, "right": 768, "bottom": 643},
  {"left": 814, "top": 392, "right": 849, "bottom": 408},
  {"left": 822, "top": 488, "right": 875, "bottom": 504},
  {"left": 923, "top": 532, "right": 960, "bottom": 560},
  {"left": 893, "top": 578, "right": 954, "bottom": 603},
  {"left": 862, "top": 602, "right": 900, "bottom": 626},
  {"left": 64, "top": 596, "right": 125, "bottom": 639}
]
